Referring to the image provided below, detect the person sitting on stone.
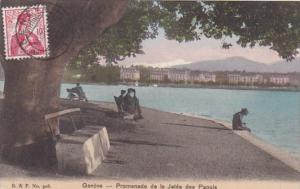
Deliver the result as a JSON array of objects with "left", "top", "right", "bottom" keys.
[
  {"left": 232, "top": 108, "right": 251, "bottom": 132},
  {"left": 72, "top": 83, "right": 88, "bottom": 102},
  {"left": 67, "top": 88, "right": 77, "bottom": 100},
  {"left": 66, "top": 83, "right": 88, "bottom": 102},
  {"left": 123, "top": 88, "right": 143, "bottom": 120}
]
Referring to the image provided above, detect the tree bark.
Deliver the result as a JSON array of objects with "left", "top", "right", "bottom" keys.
[
  {"left": 0, "top": 0, "right": 128, "bottom": 166},
  {"left": 1, "top": 57, "right": 66, "bottom": 165}
]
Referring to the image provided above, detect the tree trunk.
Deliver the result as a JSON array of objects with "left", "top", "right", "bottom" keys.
[
  {"left": 0, "top": 0, "right": 128, "bottom": 166},
  {"left": 1, "top": 56, "right": 68, "bottom": 166}
]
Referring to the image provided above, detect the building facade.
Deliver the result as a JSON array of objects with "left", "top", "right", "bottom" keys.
[
  {"left": 228, "top": 74, "right": 264, "bottom": 85},
  {"left": 167, "top": 69, "right": 190, "bottom": 82},
  {"left": 288, "top": 74, "right": 300, "bottom": 87},
  {"left": 269, "top": 75, "right": 290, "bottom": 85},
  {"left": 149, "top": 69, "right": 216, "bottom": 83},
  {"left": 149, "top": 68, "right": 168, "bottom": 81},
  {"left": 190, "top": 72, "right": 216, "bottom": 83},
  {"left": 120, "top": 67, "right": 140, "bottom": 81}
]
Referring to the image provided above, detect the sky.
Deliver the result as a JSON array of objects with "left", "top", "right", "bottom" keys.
[{"left": 119, "top": 30, "right": 299, "bottom": 68}]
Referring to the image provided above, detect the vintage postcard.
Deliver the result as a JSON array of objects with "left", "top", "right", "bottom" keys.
[{"left": 0, "top": 1, "right": 299, "bottom": 189}]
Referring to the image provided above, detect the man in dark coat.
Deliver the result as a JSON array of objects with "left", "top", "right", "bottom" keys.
[
  {"left": 74, "top": 83, "right": 88, "bottom": 101},
  {"left": 67, "top": 83, "right": 88, "bottom": 102},
  {"left": 232, "top": 108, "right": 251, "bottom": 132},
  {"left": 115, "top": 90, "right": 126, "bottom": 114},
  {"left": 123, "top": 88, "right": 143, "bottom": 119}
]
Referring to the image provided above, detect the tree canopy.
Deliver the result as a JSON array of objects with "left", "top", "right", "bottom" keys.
[{"left": 69, "top": 1, "right": 300, "bottom": 72}]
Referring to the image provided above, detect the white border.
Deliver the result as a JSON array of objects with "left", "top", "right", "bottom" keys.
[{"left": 2, "top": 5, "right": 49, "bottom": 60}]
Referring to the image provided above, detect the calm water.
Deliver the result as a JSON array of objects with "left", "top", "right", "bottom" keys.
[{"left": 1, "top": 81, "right": 299, "bottom": 155}]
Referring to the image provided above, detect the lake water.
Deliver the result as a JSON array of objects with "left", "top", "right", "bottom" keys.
[{"left": 1, "top": 81, "right": 299, "bottom": 155}]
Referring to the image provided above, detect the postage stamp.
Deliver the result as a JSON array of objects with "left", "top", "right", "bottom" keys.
[{"left": 2, "top": 5, "right": 49, "bottom": 60}]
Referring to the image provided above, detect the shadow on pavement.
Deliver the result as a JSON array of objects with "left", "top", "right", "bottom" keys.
[
  {"left": 111, "top": 139, "right": 182, "bottom": 148},
  {"left": 161, "top": 122, "right": 231, "bottom": 131}
]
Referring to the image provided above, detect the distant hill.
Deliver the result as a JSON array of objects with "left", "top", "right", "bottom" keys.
[
  {"left": 268, "top": 58, "right": 300, "bottom": 73},
  {"left": 172, "top": 56, "right": 300, "bottom": 73}
]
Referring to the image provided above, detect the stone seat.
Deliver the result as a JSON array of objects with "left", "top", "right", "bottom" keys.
[{"left": 55, "top": 125, "right": 110, "bottom": 175}]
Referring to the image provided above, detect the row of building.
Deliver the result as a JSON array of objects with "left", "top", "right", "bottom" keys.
[
  {"left": 227, "top": 73, "right": 300, "bottom": 86},
  {"left": 121, "top": 67, "right": 217, "bottom": 83},
  {"left": 149, "top": 69, "right": 217, "bottom": 83},
  {"left": 120, "top": 67, "right": 300, "bottom": 86},
  {"left": 120, "top": 66, "right": 299, "bottom": 86},
  {"left": 227, "top": 74, "right": 291, "bottom": 85}
]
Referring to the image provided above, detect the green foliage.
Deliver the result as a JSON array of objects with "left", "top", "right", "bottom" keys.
[
  {"left": 204, "top": 2, "right": 300, "bottom": 61},
  {"left": 69, "top": 1, "right": 300, "bottom": 73},
  {"left": 64, "top": 65, "right": 120, "bottom": 84},
  {"left": 68, "top": 1, "right": 160, "bottom": 71}
]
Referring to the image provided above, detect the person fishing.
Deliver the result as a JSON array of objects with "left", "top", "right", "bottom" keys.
[{"left": 232, "top": 108, "right": 251, "bottom": 132}]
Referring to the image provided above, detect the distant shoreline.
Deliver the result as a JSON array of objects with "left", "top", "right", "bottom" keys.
[
  {"left": 156, "top": 83, "right": 300, "bottom": 92},
  {"left": 1, "top": 79, "right": 299, "bottom": 92},
  {"left": 61, "top": 81, "right": 300, "bottom": 92}
]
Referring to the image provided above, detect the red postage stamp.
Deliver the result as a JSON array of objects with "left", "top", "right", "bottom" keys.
[{"left": 2, "top": 5, "right": 49, "bottom": 60}]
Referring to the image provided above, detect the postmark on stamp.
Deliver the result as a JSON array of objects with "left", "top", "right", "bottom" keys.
[{"left": 2, "top": 5, "right": 49, "bottom": 60}]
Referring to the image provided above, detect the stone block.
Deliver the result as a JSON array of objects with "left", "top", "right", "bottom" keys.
[{"left": 56, "top": 126, "right": 110, "bottom": 175}]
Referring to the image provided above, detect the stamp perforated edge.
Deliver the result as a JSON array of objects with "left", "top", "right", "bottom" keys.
[{"left": 2, "top": 5, "right": 50, "bottom": 60}]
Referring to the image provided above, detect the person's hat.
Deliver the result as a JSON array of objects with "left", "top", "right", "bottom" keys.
[
  {"left": 121, "top": 90, "right": 126, "bottom": 94},
  {"left": 241, "top": 108, "right": 248, "bottom": 114},
  {"left": 127, "top": 88, "right": 134, "bottom": 92}
]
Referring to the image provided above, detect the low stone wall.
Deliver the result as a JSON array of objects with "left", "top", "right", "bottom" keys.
[{"left": 56, "top": 126, "right": 110, "bottom": 175}]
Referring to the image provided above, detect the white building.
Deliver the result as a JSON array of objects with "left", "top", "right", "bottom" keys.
[
  {"left": 269, "top": 75, "right": 290, "bottom": 85},
  {"left": 288, "top": 74, "right": 300, "bottom": 87},
  {"left": 167, "top": 69, "right": 190, "bottom": 82},
  {"left": 190, "top": 72, "right": 216, "bottom": 83},
  {"left": 120, "top": 67, "right": 140, "bottom": 81},
  {"left": 150, "top": 69, "right": 216, "bottom": 83},
  {"left": 228, "top": 74, "right": 264, "bottom": 85},
  {"left": 149, "top": 69, "right": 168, "bottom": 81}
]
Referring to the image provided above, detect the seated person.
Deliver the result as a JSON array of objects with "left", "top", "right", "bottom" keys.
[
  {"left": 132, "top": 89, "right": 142, "bottom": 117},
  {"left": 232, "top": 108, "right": 251, "bottom": 132},
  {"left": 67, "top": 88, "right": 77, "bottom": 99},
  {"left": 123, "top": 88, "right": 143, "bottom": 120},
  {"left": 114, "top": 90, "right": 126, "bottom": 114},
  {"left": 67, "top": 83, "right": 88, "bottom": 102}
]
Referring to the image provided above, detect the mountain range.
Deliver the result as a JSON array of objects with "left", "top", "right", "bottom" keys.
[
  {"left": 0, "top": 56, "right": 299, "bottom": 77},
  {"left": 172, "top": 56, "right": 300, "bottom": 73}
]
